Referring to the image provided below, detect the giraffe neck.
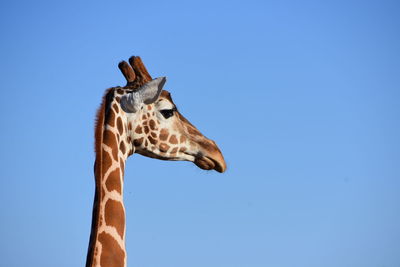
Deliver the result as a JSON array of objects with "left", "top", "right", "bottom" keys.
[{"left": 87, "top": 89, "right": 133, "bottom": 267}]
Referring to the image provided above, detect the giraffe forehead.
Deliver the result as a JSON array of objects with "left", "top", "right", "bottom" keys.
[{"left": 157, "top": 90, "right": 175, "bottom": 104}]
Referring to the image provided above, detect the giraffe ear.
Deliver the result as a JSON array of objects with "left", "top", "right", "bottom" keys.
[{"left": 121, "top": 77, "right": 166, "bottom": 113}]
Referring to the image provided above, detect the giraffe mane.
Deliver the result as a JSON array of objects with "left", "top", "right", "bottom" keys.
[
  {"left": 87, "top": 87, "right": 115, "bottom": 266},
  {"left": 94, "top": 88, "right": 113, "bottom": 159}
]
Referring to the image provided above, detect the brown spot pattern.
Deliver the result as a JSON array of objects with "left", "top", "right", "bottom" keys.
[
  {"left": 101, "top": 151, "right": 113, "bottom": 177},
  {"left": 103, "top": 130, "right": 118, "bottom": 161},
  {"left": 169, "top": 135, "right": 178, "bottom": 144},
  {"left": 117, "top": 117, "right": 123, "bottom": 135},
  {"left": 135, "top": 126, "right": 142, "bottom": 134},
  {"left": 98, "top": 232, "right": 125, "bottom": 267},
  {"left": 104, "top": 200, "right": 125, "bottom": 238},
  {"left": 119, "top": 142, "right": 126, "bottom": 155},
  {"left": 159, "top": 128, "right": 169, "bottom": 141},
  {"left": 113, "top": 103, "right": 119, "bottom": 113},
  {"left": 159, "top": 143, "right": 170, "bottom": 152},
  {"left": 149, "top": 120, "right": 156, "bottom": 130},
  {"left": 170, "top": 147, "right": 178, "bottom": 154},
  {"left": 148, "top": 136, "right": 157, "bottom": 145},
  {"left": 105, "top": 169, "right": 121, "bottom": 194}
]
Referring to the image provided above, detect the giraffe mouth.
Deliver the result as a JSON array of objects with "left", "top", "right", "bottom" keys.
[{"left": 194, "top": 155, "right": 225, "bottom": 173}]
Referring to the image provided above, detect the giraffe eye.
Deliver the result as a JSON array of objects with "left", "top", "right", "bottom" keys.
[{"left": 160, "top": 109, "right": 174, "bottom": 119}]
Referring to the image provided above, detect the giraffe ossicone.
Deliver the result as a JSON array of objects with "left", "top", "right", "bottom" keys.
[{"left": 86, "top": 56, "right": 226, "bottom": 267}]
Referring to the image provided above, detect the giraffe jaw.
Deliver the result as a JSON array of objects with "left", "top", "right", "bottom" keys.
[{"left": 136, "top": 149, "right": 226, "bottom": 173}]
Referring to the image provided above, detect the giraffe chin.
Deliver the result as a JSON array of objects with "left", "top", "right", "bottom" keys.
[{"left": 194, "top": 156, "right": 225, "bottom": 173}]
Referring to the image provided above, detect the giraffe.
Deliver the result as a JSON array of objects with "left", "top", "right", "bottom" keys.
[{"left": 86, "top": 56, "right": 226, "bottom": 267}]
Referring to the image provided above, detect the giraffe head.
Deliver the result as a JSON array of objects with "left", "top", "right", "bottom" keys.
[{"left": 116, "top": 57, "right": 226, "bottom": 173}]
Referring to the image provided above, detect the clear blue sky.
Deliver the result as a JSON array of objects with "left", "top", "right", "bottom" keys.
[{"left": 0, "top": 0, "right": 399, "bottom": 266}]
